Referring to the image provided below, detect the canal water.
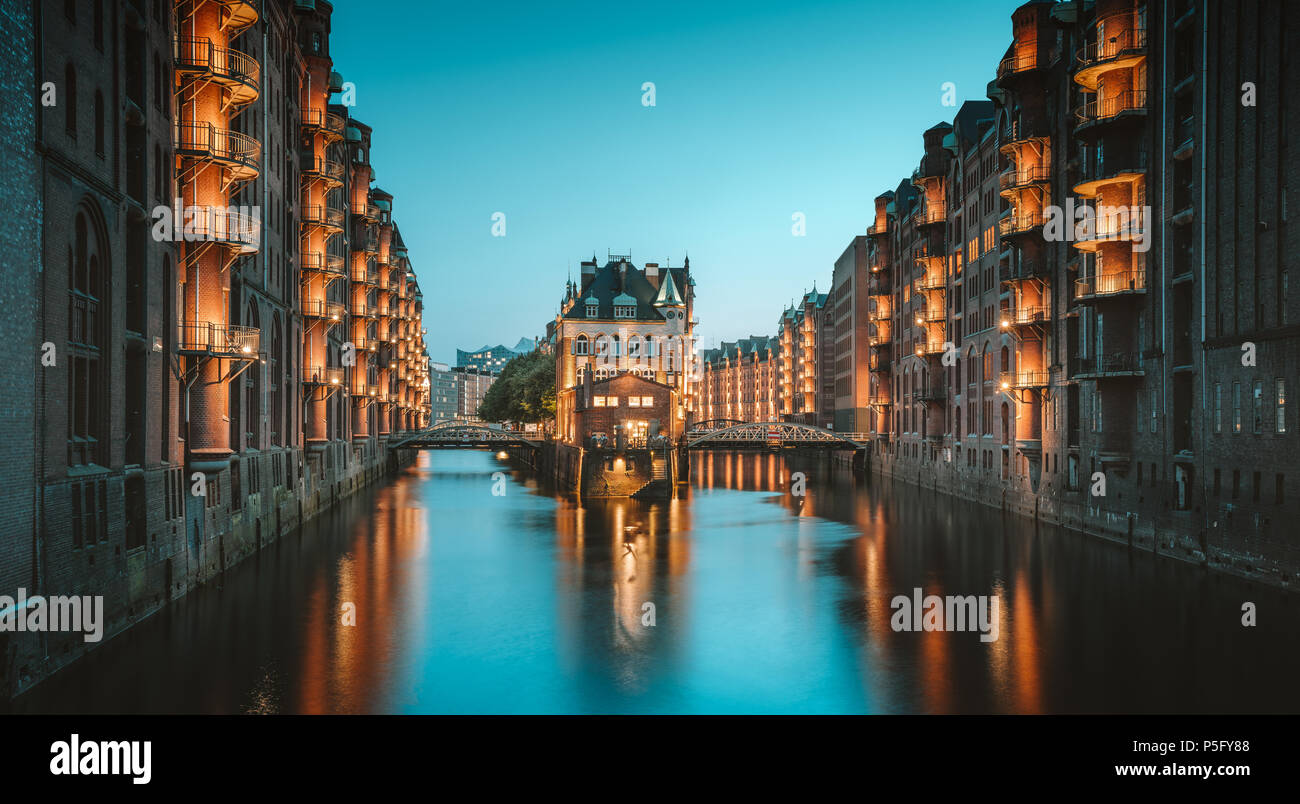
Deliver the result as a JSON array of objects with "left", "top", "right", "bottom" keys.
[{"left": 15, "top": 449, "right": 1300, "bottom": 714}]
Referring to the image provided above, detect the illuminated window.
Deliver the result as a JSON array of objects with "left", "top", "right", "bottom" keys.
[
  {"left": 1278, "top": 379, "right": 1287, "bottom": 433},
  {"left": 593, "top": 396, "right": 606, "bottom": 407},
  {"left": 607, "top": 396, "right": 619, "bottom": 407},
  {"left": 628, "top": 396, "right": 641, "bottom": 407},
  {"left": 641, "top": 396, "right": 654, "bottom": 407}
]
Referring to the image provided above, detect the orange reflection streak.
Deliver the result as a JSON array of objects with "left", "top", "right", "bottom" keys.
[
  {"left": 1009, "top": 569, "right": 1043, "bottom": 713},
  {"left": 916, "top": 582, "right": 953, "bottom": 714}
]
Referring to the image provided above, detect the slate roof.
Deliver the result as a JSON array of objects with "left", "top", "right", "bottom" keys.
[{"left": 563, "top": 259, "right": 690, "bottom": 322}]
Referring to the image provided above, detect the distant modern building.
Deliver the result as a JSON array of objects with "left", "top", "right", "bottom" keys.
[
  {"left": 456, "top": 337, "right": 536, "bottom": 374},
  {"left": 453, "top": 367, "right": 497, "bottom": 422},
  {"left": 429, "top": 362, "right": 457, "bottom": 423}
]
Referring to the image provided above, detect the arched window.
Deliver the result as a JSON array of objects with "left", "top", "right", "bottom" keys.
[
  {"left": 1000, "top": 345, "right": 1010, "bottom": 380},
  {"left": 68, "top": 206, "right": 108, "bottom": 466},
  {"left": 955, "top": 406, "right": 962, "bottom": 440},
  {"left": 983, "top": 343, "right": 993, "bottom": 384},
  {"left": 65, "top": 64, "right": 77, "bottom": 135},
  {"left": 1001, "top": 402, "right": 1011, "bottom": 446},
  {"left": 574, "top": 333, "right": 589, "bottom": 355}
]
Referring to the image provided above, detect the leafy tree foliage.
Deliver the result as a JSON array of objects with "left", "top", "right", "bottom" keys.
[{"left": 477, "top": 350, "right": 555, "bottom": 424}]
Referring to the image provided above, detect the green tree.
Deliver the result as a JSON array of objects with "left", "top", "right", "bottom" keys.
[{"left": 478, "top": 350, "right": 554, "bottom": 424}]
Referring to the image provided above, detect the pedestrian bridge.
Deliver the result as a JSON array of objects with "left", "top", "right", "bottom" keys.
[
  {"left": 684, "top": 421, "right": 868, "bottom": 450},
  {"left": 390, "top": 421, "right": 542, "bottom": 449}
]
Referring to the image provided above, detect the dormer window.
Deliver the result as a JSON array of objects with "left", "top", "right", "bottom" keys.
[
  {"left": 586, "top": 303, "right": 598, "bottom": 317},
  {"left": 614, "top": 305, "right": 636, "bottom": 319}
]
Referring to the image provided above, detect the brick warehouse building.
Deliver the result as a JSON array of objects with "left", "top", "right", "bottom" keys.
[
  {"left": 777, "top": 288, "right": 834, "bottom": 428},
  {"left": 698, "top": 336, "right": 780, "bottom": 423},
  {"left": 851, "top": 0, "right": 1299, "bottom": 578},
  {"left": 0, "top": 0, "right": 431, "bottom": 697}
]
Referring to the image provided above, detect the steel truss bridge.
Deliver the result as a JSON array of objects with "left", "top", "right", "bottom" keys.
[
  {"left": 684, "top": 421, "right": 868, "bottom": 450},
  {"left": 390, "top": 421, "right": 542, "bottom": 449}
]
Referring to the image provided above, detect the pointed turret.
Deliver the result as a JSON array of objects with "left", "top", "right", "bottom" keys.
[{"left": 653, "top": 268, "right": 684, "bottom": 307}]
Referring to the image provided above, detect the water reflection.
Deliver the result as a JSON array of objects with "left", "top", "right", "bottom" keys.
[{"left": 12, "top": 449, "right": 1300, "bottom": 714}]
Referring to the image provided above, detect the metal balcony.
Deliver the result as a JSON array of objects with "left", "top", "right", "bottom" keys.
[
  {"left": 177, "top": 322, "right": 259, "bottom": 357},
  {"left": 1072, "top": 208, "right": 1147, "bottom": 250},
  {"left": 1074, "top": 90, "right": 1148, "bottom": 133},
  {"left": 185, "top": 207, "right": 260, "bottom": 254},
  {"left": 913, "top": 305, "right": 945, "bottom": 324},
  {"left": 302, "top": 155, "right": 345, "bottom": 186},
  {"left": 351, "top": 265, "right": 376, "bottom": 285},
  {"left": 1071, "top": 353, "right": 1144, "bottom": 379},
  {"left": 300, "top": 204, "right": 345, "bottom": 232},
  {"left": 174, "top": 122, "right": 260, "bottom": 181},
  {"left": 302, "top": 298, "right": 345, "bottom": 322},
  {"left": 1000, "top": 370, "right": 1050, "bottom": 389},
  {"left": 1074, "top": 270, "right": 1147, "bottom": 301},
  {"left": 998, "top": 164, "right": 1050, "bottom": 192},
  {"left": 302, "top": 365, "right": 344, "bottom": 386},
  {"left": 1075, "top": 25, "right": 1148, "bottom": 90},
  {"left": 174, "top": 37, "right": 259, "bottom": 105},
  {"left": 999, "top": 213, "right": 1045, "bottom": 239},
  {"left": 300, "top": 251, "right": 345, "bottom": 278},
  {"left": 996, "top": 50, "right": 1039, "bottom": 83},
  {"left": 913, "top": 206, "right": 946, "bottom": 227},
  {"left": 301, "top": 109, "right": 346, "bottom": 140},
  {"left": 1003, "top": 305, "right": 1049, "bottom": 327},
  {"left": 916, "top": 272, "right": 946, "bottom": 292}
]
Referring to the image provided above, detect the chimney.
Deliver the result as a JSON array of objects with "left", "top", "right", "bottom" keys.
[
  {"left": 645, "top": 262, "right": 660, "bottom": 289},
  {"left": 580, "top": 260, "right": 596, "bottom": 281}
]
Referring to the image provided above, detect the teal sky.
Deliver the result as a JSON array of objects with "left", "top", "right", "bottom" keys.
[{"left": 327, "top": 0, "right": 1024, "bottom": 364}]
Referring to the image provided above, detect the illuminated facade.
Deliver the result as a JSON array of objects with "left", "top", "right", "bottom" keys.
[
  {"left": 860, "top": 0, "right": 1298, "bottom": 573},
  {"left": 2, "top": 0, "right": 431, "bottom": 696},
  {"left": 699, "top": 337, "right": 780, "bottom": 423},
  {"left": 777, "top": 289, "right": 833, "bottom": 428},
  {"left": 553, "top": 256, "right": 696, "bottom": 445}
]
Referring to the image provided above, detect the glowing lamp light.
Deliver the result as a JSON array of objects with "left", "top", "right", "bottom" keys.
[
  {"left": 1000, "top": 319, "right": 1009, "bottom": 328},
  {"left": 1001, "top": 381, "right": 1010, "bottom": 390},
  {"left": 496, "top": 451, "right": 509, "bottom": 460}
]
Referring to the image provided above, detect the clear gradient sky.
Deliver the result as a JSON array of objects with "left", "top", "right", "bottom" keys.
[{"left": 328, "top": 0, "right": 1024, "bottom": 364}]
